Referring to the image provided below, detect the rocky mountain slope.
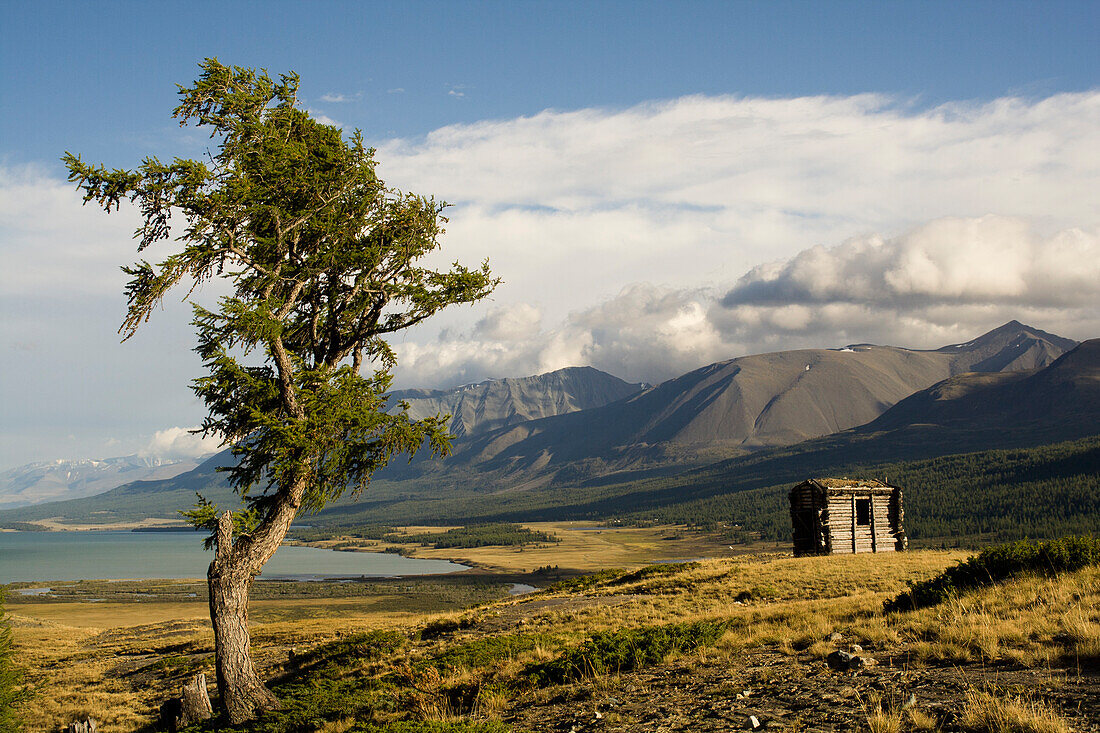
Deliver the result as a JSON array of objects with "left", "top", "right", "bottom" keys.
[
  {"left": 2, "top": 321, "right": 1083, "bottom": 527},
  {"left": 417, "top": 321, "right": 1077, "bottom": 481},
  {"left": 388, "top": 366, "right": 646, "bottom": 438}
]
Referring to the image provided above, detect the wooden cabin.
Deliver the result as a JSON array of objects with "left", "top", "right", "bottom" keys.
[{"left": 789, "top": 478, "right": 907, "bottom": 556}]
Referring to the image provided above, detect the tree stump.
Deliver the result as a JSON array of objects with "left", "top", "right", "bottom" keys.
[
  {"left": 159, "top": 672, "right": 213, "bottom": 731},
  {"left": 181, "top": 672, "right": 213, "bottom": 722}
]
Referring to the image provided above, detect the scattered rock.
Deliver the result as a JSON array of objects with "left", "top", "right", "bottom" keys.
[
  {"left": 66, "top": 719, "right": 97, "bottom": 733},
  {"left": 850, "top": 644, "right": 863, "bottom": 653},
  {"left": 745, "top": 714, "right": 761, "bottom": 729},
  {"left": 828, "top": 632, "right": 844, "bottom": 643},
  {"left": 826, "top": 650, "right": 853, "bottom": 671},
  {"left": 827, "top": 649, "right": 877, "bottom": 672}
]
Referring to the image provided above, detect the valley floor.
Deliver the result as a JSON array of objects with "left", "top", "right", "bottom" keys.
[{"left": 7, "top": 528, "right": 1100, "bottom": 732}]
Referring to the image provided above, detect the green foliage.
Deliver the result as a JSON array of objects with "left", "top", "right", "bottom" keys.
[
  {"left": 296, "top": 630, "right": 407, "bottom": 670},
  {"left": 548, "top": 568, "right": 624, "bottom": 593},
  {"left": 390, "top": 524, "right": 560, "bottom": 549},
  {"left": 606, "top": 562, "right": 701, "bottom": 587},
  {"left": 885, "top": 536, "right": 1100, "bottom": 612},
  {"left": 526, "top": 621, "right": 727, "bottom": 685},
  {"left": 63, "top": 58, "right": 498, "bottom": 545},
  {"left": 425, "top": 633, "right": 548, "bottom": 673},
  {"left": 180, "top": 493, "right": 260, "bottom": 550},
  {"left": 607, "top": 435, "right": 1100, "bottom": 543},
  {"left": 0, "top": 591, "right": 28, "bottom": 732}
]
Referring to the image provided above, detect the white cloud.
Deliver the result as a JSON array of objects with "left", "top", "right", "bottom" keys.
[
  {"left": 5, "top": 91, "right": 1100, "bottom": 467},
  {"left": 391, "top": 217, "right": 1100, "bottom": 387},
  {"left": 141, "top": 426, "right": 222, "bottom": 460},
  {"left": 320, "top": 92, "right": 358, "bottom": 103},
  {"left": 0, "top": 163, "right": 142, "bottom": 296},
  {"left": 473, "top": 303, "right": 542, "bottom": 341},
  {"left": 721, "top": 216, "right": 1100, "bottom": 309},
  {"left": 375, "top": 90, "right": 1100, "bottom": 338}
]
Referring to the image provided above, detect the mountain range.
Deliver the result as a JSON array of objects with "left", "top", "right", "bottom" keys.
[
  {"left": 381, "top": 320, "right": 1078, "bottom": 489},
  {"left": 2, "top": 320, "right": 1092, "bottom": 530},
  {"left": 387, "top": 366, "right": 647, "bottom": 438},
  {"left": 0, "top": 455, "right": 207, "bottom": 510}
]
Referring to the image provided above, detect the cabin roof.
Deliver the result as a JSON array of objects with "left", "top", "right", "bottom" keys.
[{"left": 810, "top": 478, "right": 889, "bottom": 489}]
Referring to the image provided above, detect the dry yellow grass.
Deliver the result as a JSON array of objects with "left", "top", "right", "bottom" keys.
[
  {"left": 960, "top": 689, "right": 1074, "bottom": 733},
  {"left": 11, "top": 545, "right": 1097, "bottom": 731},
  {"left": 307, "top": 521, "right": 775, "bottom": 572}
]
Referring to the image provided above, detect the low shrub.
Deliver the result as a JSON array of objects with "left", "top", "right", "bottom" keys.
[
  {"left": 885, "top": 536, "right": 1100, "bottom": 613},
  {"left": 426, "top": 633, "right": 547, "bottom": 673},
  {"left": 0, "top": 590, "right": 29, "bottom": 732},
  {"left": 296, "top": 630, "right": 407, "bottom": 670},
  {"left": 606, "top": 562, "right": 700, "bottom": 587},
  {"left": 526, "top": 621, "right": 727, "bottom": 685},
  {"left": 547, "top": 568, "right": 622, "bottom": 593}
]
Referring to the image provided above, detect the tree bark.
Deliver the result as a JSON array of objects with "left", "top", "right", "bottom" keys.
[
  {"left": 207, "top": 469, "right": 309, "bottom": 722},
  {"left": 208, "top": 511, "right": 280, "bottom": 723}
]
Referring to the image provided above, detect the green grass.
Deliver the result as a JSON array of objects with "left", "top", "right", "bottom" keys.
[{"left": 525, "top": 621, "right": 728, "bottom": 685}]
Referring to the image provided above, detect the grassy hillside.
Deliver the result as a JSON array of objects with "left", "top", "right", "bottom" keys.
[{"left": 12, "top": 545, "right": 1100, "bottom": 731}]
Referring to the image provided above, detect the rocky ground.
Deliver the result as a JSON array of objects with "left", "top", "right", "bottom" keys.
[{"left": 502, "top": 646, "right": 1100, "bottom": 732}]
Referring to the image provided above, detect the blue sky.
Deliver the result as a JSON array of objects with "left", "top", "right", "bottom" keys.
[
  {"left": 3, "top": 1, "right": 1097, "bottom": 168},
  {"left": 1, "top": 1, "right": 1099, "bottom": 469}
]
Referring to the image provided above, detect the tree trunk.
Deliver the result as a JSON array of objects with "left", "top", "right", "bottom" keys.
[
  {"left": 208, "top": 511, "right": 281, "bottom": 723},
  {"left": 208, "top": 563, "right": 279, "bottom": 722},
  {"left": 207, "top": 471, "right": 308, "bottom": 722}
]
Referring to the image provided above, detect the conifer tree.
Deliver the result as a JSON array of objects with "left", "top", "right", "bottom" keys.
[{"left": 64, "top": 59, "right": 498, "bottom": 722}]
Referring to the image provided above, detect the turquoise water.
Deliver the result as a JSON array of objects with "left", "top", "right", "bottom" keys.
[{"left": 0, "top": 531, "right": 466, "bottom": 583}]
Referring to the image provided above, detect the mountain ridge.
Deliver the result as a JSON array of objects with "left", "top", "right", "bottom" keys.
[
  {"left": 406, "top": 320, "right": 1079, "bottom": 486},
  {"left": 0, "top": 321, "right": 1084, "bottom": 527}
]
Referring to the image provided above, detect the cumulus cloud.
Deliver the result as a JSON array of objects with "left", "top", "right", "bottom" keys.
[
  {"left": 722, "top": 217, "right": 1100, "bottom": 309},
  {"left": 473, "top": 303, "right": 542, "bottom": 341},
  {"left": 391, "top": 217, "right": 1100, "bottom": 387},
  {"left": 6, "top": 91, "right": 1100, "bottom": 466},
  {"left": 374, "top": 91, "right": 1100, "bottom": 348},
  {"left": 141, "top": 426, "right": 222, "bottom": 461},
  {"left": 394, "top": 284, "right": 728, "bottom": 386}
]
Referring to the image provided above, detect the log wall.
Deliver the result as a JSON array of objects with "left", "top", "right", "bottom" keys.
[{"left": 824, "top": 494, "right": 896, "bottom": 554}]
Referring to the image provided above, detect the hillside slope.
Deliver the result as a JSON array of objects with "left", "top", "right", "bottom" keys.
[
  {"left": 311, "top": 338, "right": 1100, "bottom": 531},
  {"left": 3, "top": 323, "right": 1081, "bottom": 528},
  {"left": 413, "top": 321, "right": 1077, "bottom": 483}
]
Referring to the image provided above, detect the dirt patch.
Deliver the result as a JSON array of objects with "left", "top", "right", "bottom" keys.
[{"left": 502, "top": 649, "right": 1100, "bottom": 732}]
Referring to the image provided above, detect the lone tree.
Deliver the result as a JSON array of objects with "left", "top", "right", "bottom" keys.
[{"left": 64, "top": 59, "right": 498, "bottom": 722}]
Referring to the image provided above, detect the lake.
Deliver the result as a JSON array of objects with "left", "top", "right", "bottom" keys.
[{"left": 0, "top": 531, "right": 466, "bottom": 583}]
